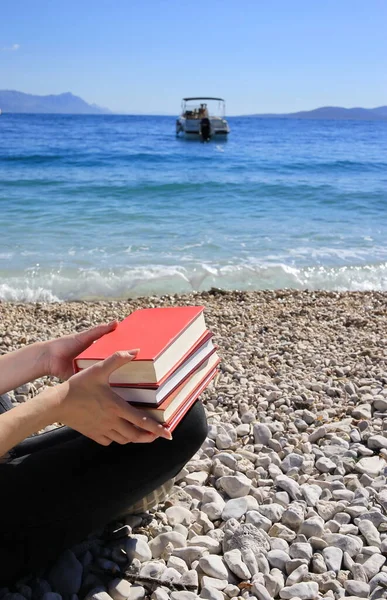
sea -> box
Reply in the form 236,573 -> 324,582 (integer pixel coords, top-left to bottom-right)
1,114 -> 387,302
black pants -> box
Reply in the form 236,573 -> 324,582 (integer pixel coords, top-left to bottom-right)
0,396 -> 207,584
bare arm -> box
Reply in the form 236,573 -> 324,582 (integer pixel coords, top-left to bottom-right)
0,350 -> 171,457
0,320 -> 118,396
0,386 -> 59,456
0,341 -> 50,396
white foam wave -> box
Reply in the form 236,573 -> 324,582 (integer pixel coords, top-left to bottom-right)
1,261 -> 387,302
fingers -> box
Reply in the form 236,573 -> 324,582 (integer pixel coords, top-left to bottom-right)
96,349 -> 140,379
94,434 -> 113,446
114,418 -> 159,443
108,429 -> 132,445
117,400 -> 172,440
111,422 -> 159,444
77,321 -> 119,348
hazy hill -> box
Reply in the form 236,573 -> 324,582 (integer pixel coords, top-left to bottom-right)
248,106 -> 387,120
0,90 -> 110,114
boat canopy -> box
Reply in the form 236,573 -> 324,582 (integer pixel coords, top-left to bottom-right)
183,97 -> 225,102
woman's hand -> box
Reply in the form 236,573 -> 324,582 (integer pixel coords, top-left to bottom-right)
45,321 -> 118,380
54,350 -> 172,445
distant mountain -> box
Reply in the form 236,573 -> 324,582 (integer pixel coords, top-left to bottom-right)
248,106 -> 387,121
0,90 -> 111,114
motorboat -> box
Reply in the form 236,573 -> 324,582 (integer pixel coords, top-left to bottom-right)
176,97 -> 230,140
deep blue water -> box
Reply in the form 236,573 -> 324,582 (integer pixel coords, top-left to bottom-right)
0,114 -> 387,301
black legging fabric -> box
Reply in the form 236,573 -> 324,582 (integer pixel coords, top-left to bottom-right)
0,396 -> 207,584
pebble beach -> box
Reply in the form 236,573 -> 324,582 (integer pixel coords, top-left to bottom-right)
2,289 -> 387,600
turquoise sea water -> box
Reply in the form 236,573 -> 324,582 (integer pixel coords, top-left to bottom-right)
0,114 -> 387,301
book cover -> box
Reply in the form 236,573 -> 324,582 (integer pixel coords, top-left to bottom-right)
73,306 -> 207,384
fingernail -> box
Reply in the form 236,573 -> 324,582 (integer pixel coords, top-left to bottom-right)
158,424 -> 172,440
108,320 -> 118,327
129,348 -> 140,356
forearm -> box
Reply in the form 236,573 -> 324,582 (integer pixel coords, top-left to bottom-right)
0,341 -> 50,395
0,386 -> 60,456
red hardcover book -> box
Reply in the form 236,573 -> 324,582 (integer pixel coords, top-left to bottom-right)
74,306 -> 207,385
112,336 -> 216,405
165,369 -> 218,433
115,352 -> 220,424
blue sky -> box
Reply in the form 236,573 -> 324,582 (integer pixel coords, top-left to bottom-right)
1,0 -> 386,115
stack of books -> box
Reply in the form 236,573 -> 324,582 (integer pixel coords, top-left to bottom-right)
74,306 -> 220,432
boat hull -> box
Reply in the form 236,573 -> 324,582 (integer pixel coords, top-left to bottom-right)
176,117 -> 230,139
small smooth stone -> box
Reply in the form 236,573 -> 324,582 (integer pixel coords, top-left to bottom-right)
149,532 -> 186,558
368,435 -> 387,450
315,457 -> 336,473
289,543 -> 313,561
357,520 -> 381,547
279,582 -> 319,599
344,580 -> 370,598
85,592 -> 113,600
199,555 -> 228,580
236,424 -> 250,437
286,564 -> 309,586
126,538 -> 152,562
362,553 -> 386,579
268,523 -> 296,541
160,568 -> 181,584
223,585 -> 239,598
245,511 -> 271,532
128,586 -> 146,600
171,594 -> 198,600
281,504 -> 304,530
322,547 -> 343,573
201,502 -> 225,521
258,503 -> 284,522
172,546 -> 207,566
374,398 -> 387,411
270,538 -> 289,553
201,577 -> 228,591
223,548 -> 251,579
251,583 -> 272,600
200,587 -> 223,600
218,475 -> 251,498
180,570 -> 199,588
275,475 -> 302,501
222,498 -> 248,520
216,433 -> 234,449
267,550 -> 291,571
299,517 -> 324,538
253,424 -> 272,445
352,405 -> 372,419
188,536 -> 221,553
355,457 -> 386,477
300,485 -> 322,507
167,555 -> 189,574
322,534 -> 363,557
139,562 -> 165,578
41,595 -> 62,600
108,580 -> 132,600
264,570 -> 284,598
151,590 -> 170,600
165,506 -> 193,526
308,427 -> 327,444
